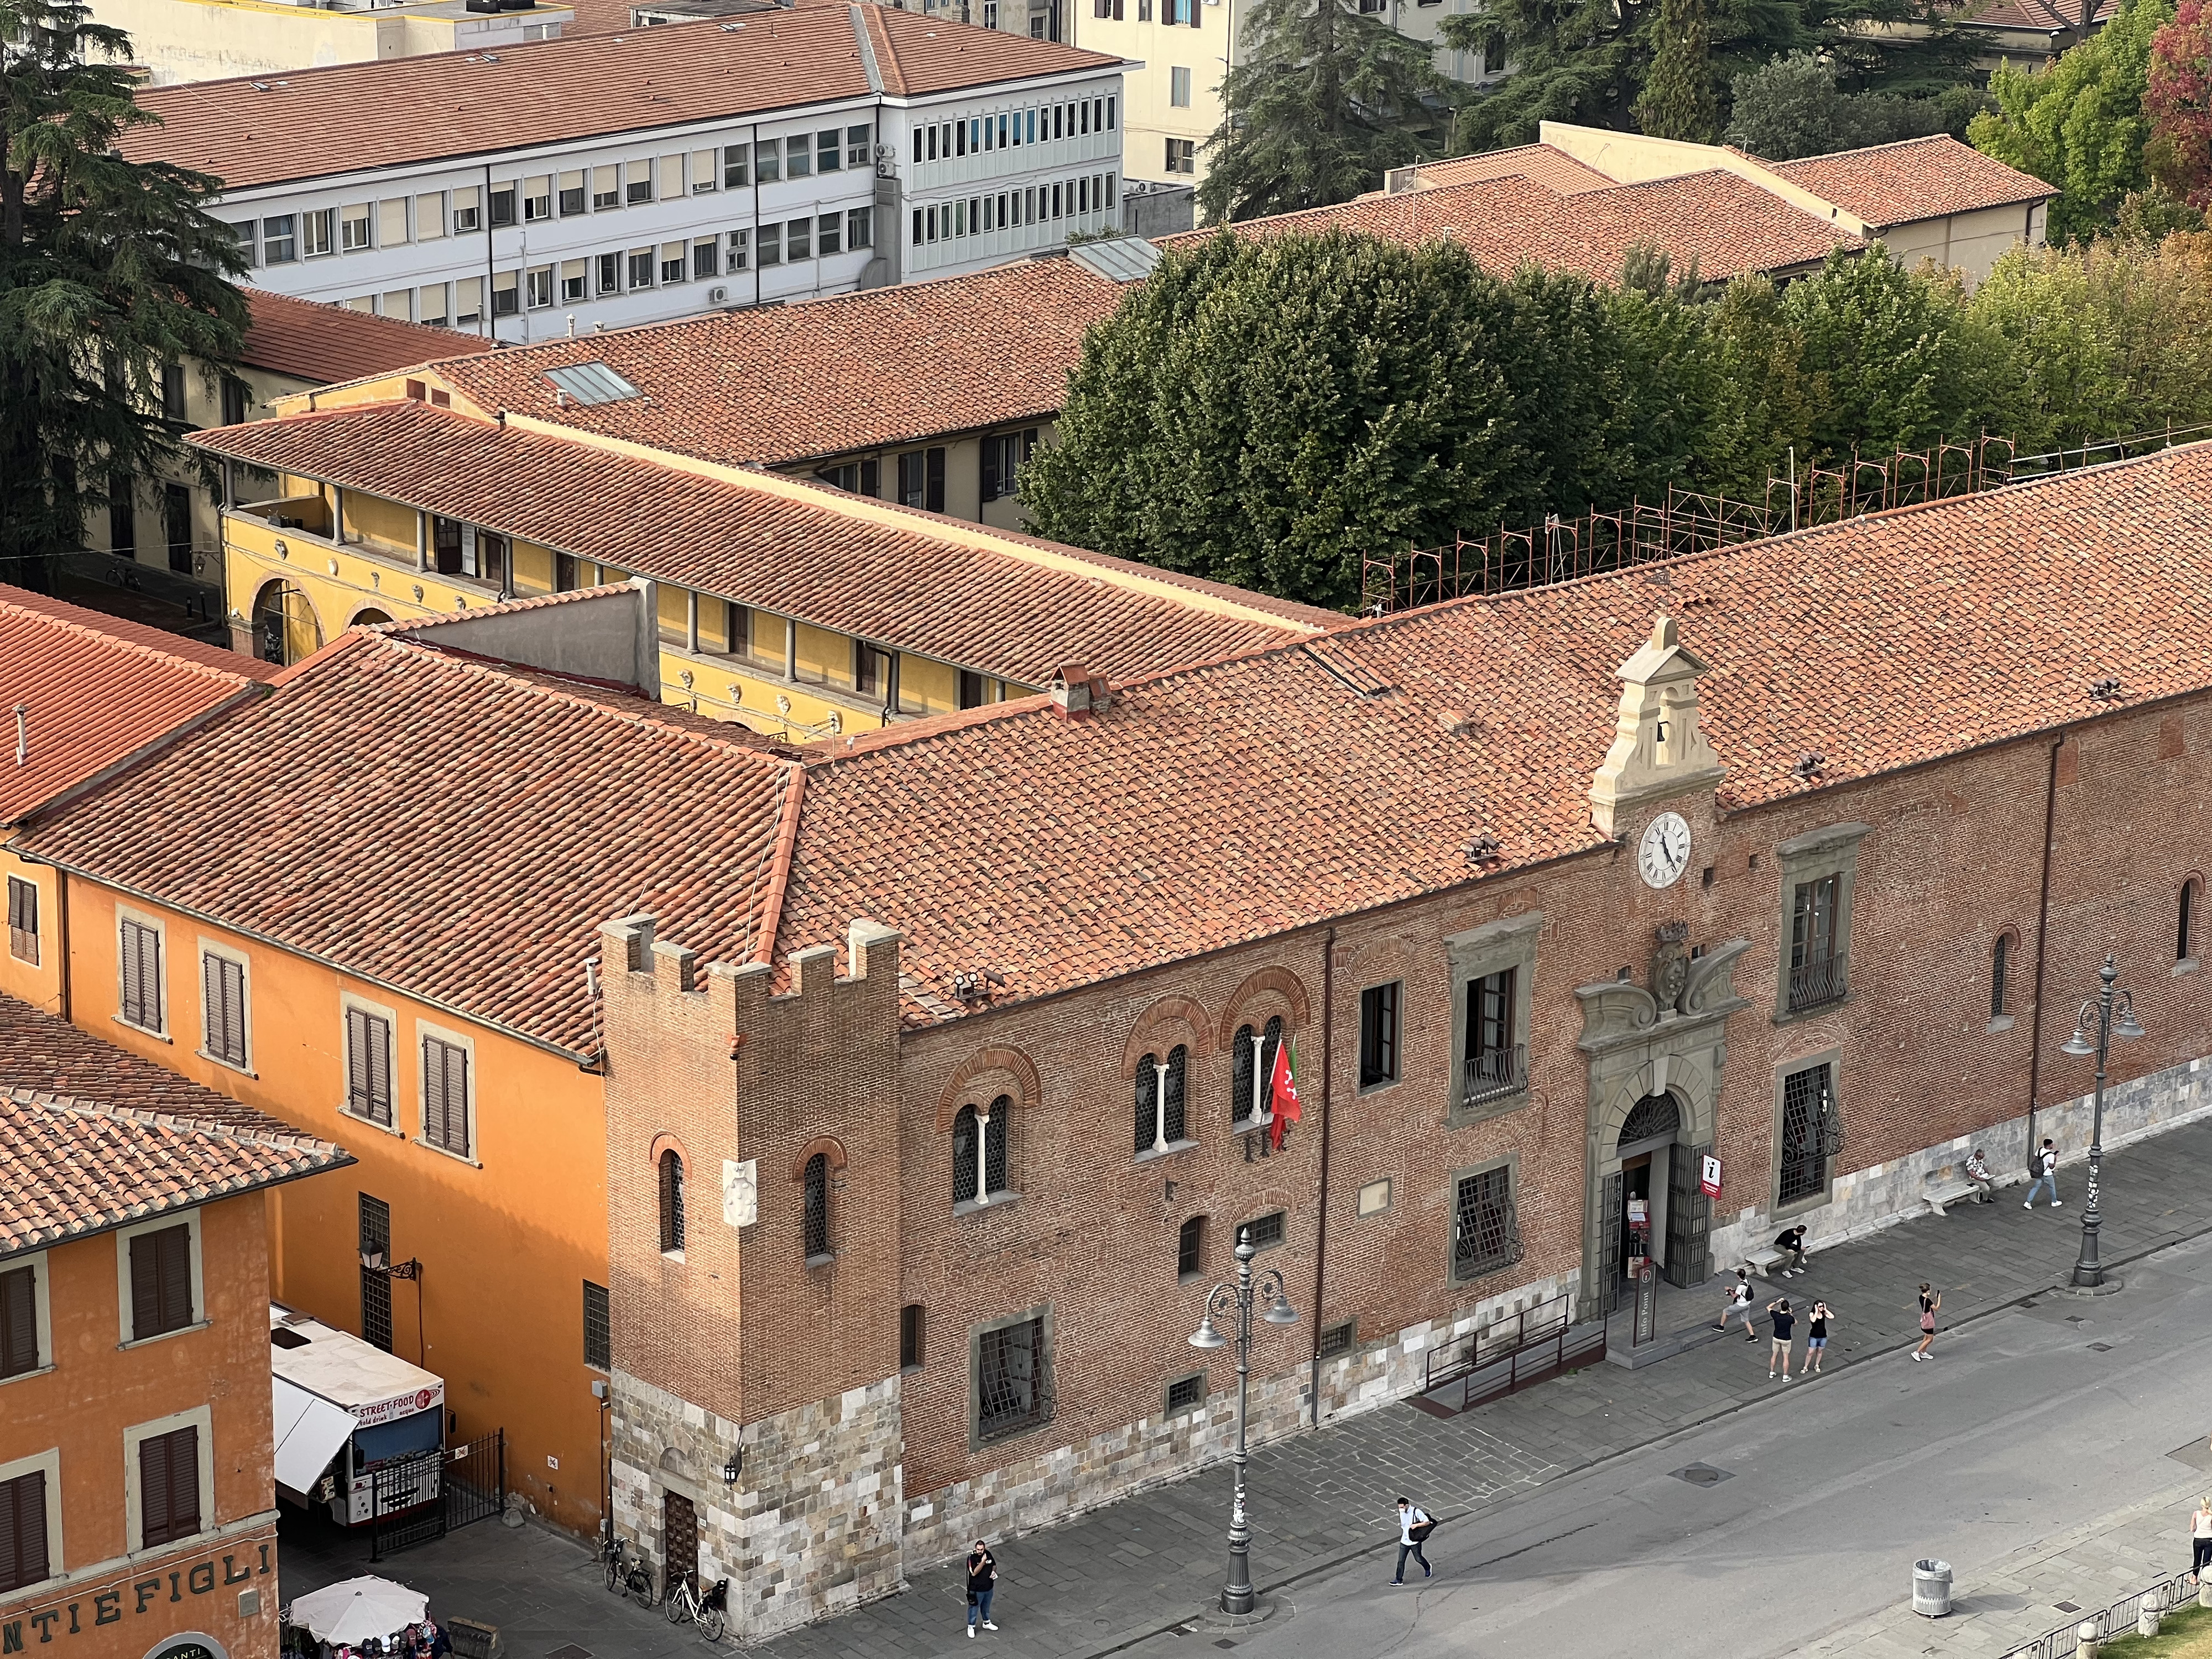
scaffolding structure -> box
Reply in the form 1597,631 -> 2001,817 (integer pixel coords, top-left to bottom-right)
1360,424 -> 2212,616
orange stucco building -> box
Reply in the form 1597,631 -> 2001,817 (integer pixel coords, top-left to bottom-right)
2,993 -> 349,1659
13,595 -> 799,1536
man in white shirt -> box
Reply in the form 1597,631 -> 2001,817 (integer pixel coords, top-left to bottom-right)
2026,1138 -> 2062,1208
1392,1498 -> 1433,1584
1964,1148 -> 1996,1204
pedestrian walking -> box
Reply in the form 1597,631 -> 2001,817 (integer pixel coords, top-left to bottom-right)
1806,1301 -> 1835,1372
2025,1138 -> 2062,1207
1772,1224 -> 1811,1276
1767,1298 -> 1796,1380
1714,1269 -> 1758,1341
1391,1498 -> 1434,1585
1913,1284 -> 1940,1360
1963,1149 -> 1996,1204
965,1539 -> 998,1637
2191,1496 -> 2212,1584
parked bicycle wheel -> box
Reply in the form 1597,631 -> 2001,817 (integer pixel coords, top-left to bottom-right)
698,1606 -> 724,1642
628,1565 -> 655,1607
665,1584 -> 690,1625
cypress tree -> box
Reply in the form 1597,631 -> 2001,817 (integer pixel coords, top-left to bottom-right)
1636,0 -> 1721,142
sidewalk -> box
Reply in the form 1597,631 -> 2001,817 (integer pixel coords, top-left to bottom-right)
760,1115 -> 2212,1659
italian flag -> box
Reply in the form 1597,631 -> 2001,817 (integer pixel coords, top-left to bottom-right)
1269,1037 -> 1302,1151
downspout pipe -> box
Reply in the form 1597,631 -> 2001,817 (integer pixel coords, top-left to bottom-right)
1307,925 -> 1335,1427
2025,735 -> 2063,1166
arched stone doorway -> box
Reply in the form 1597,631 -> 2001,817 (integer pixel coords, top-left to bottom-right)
249,579 -> 322,666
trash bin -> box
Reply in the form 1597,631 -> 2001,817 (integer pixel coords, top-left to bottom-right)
1912,1558 -> 1954,1618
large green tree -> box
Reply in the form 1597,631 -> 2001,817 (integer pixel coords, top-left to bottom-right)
1636,0 -> 1722,139
2,0 -> 246,594
1197,0 -> 1451,223
1969,0 -> 2173,242
1725,51 -> 1984,158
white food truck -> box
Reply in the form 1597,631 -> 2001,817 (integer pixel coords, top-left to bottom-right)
269,1302 -> 446,1525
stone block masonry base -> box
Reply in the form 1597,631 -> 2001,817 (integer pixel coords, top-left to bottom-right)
1709,1052 -> 2212,1271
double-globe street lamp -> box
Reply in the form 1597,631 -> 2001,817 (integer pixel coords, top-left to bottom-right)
1190,1228 -> 1298,1616
2057,953 -> 2145,1290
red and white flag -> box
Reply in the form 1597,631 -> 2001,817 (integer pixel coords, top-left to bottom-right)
1268,1037 -> 1302,1151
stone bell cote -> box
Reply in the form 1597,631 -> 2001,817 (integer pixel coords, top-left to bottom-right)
1588,614 -> 1726,837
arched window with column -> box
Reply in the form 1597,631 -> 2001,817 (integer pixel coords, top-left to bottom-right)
658,1147 -> 686,1254
802,1152 -> 830,1261
1136,1048 -> 1190,1152
1162,1044 -> 1187,1142
953,1095 -> 1012,1206
1230,1016 -> 1285,1128
1135,1053 -> 1159,1153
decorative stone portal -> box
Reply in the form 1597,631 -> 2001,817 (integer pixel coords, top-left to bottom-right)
1575,937 -> 1751,1311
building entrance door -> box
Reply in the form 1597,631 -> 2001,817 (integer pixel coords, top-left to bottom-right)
664,1489 -> 698,1603
1618,1154 -> 1653,1280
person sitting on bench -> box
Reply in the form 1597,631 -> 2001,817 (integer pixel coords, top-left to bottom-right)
1772,1224 -> 1809,1277
1963,1149 -> 1997,1204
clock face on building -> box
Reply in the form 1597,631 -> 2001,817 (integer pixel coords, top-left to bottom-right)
1638,811 -> 1692,889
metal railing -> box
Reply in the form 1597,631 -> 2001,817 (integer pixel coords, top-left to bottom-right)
2001,1571 -> 2199,1658
1786,957 -> 1847,1013
1464,1045 -> 1527,1107
1420,1292 -> 1606,1406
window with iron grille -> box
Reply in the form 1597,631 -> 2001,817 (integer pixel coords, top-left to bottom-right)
1463,967 -> 1524,1103
137,1425 -> 201,1547
1135,1048 -> 1189,1152
1240,1211 -> 1285,1252
1451,1165 -> 1520,1282
1777,1061 -> 1839,1206
359,1194 -> 393,1353
1317,1319 -> 1355,1359
583,1280 -> 610,1370
900,1302 -> 925,1370
1231,1016 -> 1285,1126
200,951 -> 247,1068
1,1265 -> 39,1378
975,1313 -> 1048,1442
1787,874 -> 1845,1011
6,877 -> 35,966
128,1223 -> 194,1340
952,1096 -> 1012,1206
2180,878 -> 2199,963
1991,932 -> 2013,1019
1164,1371 -> 1205,1413
1176,1214 -> 1205,1279
345,1007 -> 393,1126
421,1035 -> 471,1157
1358,982 -> 1400,1088
0,1468 -> 49,1592
118,916 -> 163,1032
659,1150 -> 686,1253
803,1153 -> 831,1261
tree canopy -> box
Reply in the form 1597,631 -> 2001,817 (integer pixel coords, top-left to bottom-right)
1019,230 -> 2212,612
1725,52 -> 1984,158
1969,0 -> 2173,242
2147,0 -> 2212,207
1197,0 -> 1450,223
1635,0 -> 1723,140
1,0 -> 247,593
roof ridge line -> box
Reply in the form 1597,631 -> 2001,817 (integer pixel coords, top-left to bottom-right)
0,592 -> 262,689
11,1087 -> 341,1155
751,765 -> 807,965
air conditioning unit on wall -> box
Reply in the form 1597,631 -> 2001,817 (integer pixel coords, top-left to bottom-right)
708,285 -> 728,303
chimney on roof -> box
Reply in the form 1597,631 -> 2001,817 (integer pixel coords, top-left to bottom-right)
13,703 -> 25,767
1049,662 -> 1112,721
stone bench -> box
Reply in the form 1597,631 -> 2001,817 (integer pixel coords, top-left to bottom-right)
447,1618 -> 500,1659
1923,1168 -> 1995,1216
1744,1246 -> 1788,1279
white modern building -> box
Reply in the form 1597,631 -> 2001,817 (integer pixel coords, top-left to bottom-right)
123,4 -> 1131,341
93,0 -> 571,87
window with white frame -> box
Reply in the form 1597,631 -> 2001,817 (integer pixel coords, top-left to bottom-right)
847,122 -> 872,165
117,913 -> 164,1034
785,133 -> 812,178
421,1031 -> 473,1158
261,214 -> 298,264
452,186 -> 482,232
848,205 -> 873,249
1171,66 -> 1192,105
345,1004 -> 395,1127
659,242 -> 686,284
689,148 -> 717,193
6,875 -> 36,966
338,204 -> 371,252
526,264 -> 554,308
118,1212 -> 199,1343
199,947 -> 248,1070
722,144 -> 750,187
726,228 -> 750,272
416,191 -> 446,238
491,269 -> 519,317
559,170 -> 586,215
627,248 -> 654,289
592,164 -> 619,209
561,258 -> 588,302
692,238 -> 718,280
0,1450 -> 59,1593
625,159 -> 654,204
301,207 -> 335,258
377,197 -> 409,244
126,1409 -> 210,1552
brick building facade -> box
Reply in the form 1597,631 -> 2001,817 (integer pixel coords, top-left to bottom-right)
596,448 -> 2212,1640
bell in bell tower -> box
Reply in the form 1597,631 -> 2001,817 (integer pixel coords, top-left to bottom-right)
1588,614 -> 1726,837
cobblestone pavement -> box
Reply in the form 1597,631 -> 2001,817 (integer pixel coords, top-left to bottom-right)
289,1115 -> 2212,1659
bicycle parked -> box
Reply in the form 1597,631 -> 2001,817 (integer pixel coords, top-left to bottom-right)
664,1572 -> 730,1641
601,1530 -> 655,1606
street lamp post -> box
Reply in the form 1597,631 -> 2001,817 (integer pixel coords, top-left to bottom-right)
1189,1227 -> 1297,1616
2058,954 -> 2145,1290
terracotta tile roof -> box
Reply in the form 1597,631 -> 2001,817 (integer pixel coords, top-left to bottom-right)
123,9 -> 1120,192
1766,137 -> 2055,226
188,400 -> 1334,686
425,257 -> 1126,468
772,442 -> 2212,1022
1395,144 -> 1616,195
0,992 -> 349,1260
243,289 -> 493,387
1163,170 -> 1856,283
1959,0 -> 2114,33
18,632 -> 808,1056
0,585 -> 274,825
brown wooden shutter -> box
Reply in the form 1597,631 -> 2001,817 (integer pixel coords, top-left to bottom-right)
202,953 -> 245,1065
121,919 -> 162,1030
129,1231 -> 162,1342
0,1469 -> 50,1593
138,1425 -> 200,1547
0,1267 -> 35,1378
159,1224 -> 194,1332
347,1009 -> 392,1124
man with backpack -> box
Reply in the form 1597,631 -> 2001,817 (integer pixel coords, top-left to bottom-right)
1392,1498 -> 1434,1584
1714,1268 -> 1758,1341
2025,1138 -> 2062,1208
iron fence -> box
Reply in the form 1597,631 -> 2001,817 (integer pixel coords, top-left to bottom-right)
1421,1292 -> 1606,1411
1464,1046 -> 1528,1108
2001,1571 -> 2199,1658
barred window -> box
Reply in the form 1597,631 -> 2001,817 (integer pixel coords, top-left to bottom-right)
1317,1318 -> 1356,1359
583,1280 -> 611,1370
1231,1016 -> 1286,1126
1164,1371 -> 1204,1413
802,1152 -> 830,1261
1134,1052 -> 1158,1153
1990,931 -> 2013,1019
1177,1214 -> 1205,1279
1241,1210 -> 1285,1251
975,1314 -> 1048,1441
345,1008 -> 393,1125
359,1194 -> 392,1352
659,1149 -> 686,1254
1778,1062 -> 1839,1206
1163,1045 -> 1187,1142
1451,1165 -> 1519,1282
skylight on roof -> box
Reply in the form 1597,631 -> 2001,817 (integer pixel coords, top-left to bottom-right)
545,362 -> 640,405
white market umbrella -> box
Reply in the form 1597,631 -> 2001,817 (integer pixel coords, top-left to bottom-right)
288,1575 -> 428,1642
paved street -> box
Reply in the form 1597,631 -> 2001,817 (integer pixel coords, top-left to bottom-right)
288,1112 -> 2212,1658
